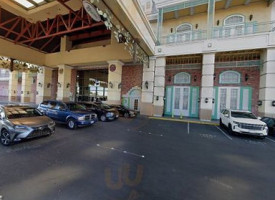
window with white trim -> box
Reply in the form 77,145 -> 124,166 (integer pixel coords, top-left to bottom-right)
174,72 -> 191,84
219,71 -> 241,84
223,15 -> 245,37
176,23 -> 192,42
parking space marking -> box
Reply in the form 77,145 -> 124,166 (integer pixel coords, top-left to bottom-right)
137,130 -> 163,137
96,144 -> 145,158
216,126 -> 233,141
267,137 -> 275,143
187,122 -> 190,134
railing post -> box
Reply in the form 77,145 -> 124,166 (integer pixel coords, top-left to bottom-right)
156,8 -> 164,45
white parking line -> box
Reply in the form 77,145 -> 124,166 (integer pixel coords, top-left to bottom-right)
267,137 -> 275,143
96,144 -> 145,158
187,122 -> 190,134
216,126 -> 233,141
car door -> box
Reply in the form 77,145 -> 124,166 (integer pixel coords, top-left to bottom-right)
55,103 -> 69,123
46,101 -> 58,120
222,110 -> 230,127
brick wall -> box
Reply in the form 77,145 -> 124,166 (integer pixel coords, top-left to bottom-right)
121,65 -> 143,95
165,68 -> 202,87
214,66 -> 260,115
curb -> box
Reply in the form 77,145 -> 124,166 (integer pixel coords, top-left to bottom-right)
149,117 -> 219,126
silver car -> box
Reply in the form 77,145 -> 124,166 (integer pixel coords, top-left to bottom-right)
0,105 -> 55,146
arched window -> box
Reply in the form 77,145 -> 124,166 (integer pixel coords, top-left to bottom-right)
176,23 -> 192,33
174,72 -> 191,84
223,15 -> 245,37
219,71 -> 241,84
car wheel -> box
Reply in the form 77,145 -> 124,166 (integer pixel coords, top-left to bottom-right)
100,115 -> 107,122
67,118 -> 77,129
124,113 -> 129,118
228,124 -> 234,135
1,129 -> 12,146
219,119 -> 224,128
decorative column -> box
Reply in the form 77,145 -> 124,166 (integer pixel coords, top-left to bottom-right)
36,67 -> 53,104
153,57 -> 166,117
140,57 -> 155,116
8,71 -> 18,102
56,65 -> 72,102
207,0 -> 216,39
259,48 -> 275,117
21,71 -> 32,103
107,60 -> 123,104
200,53 -> 215,121
156,8 -> 164,44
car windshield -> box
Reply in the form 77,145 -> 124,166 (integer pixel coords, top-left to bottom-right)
67,103 -> 86,111
231,111 -> 257,119
100,104 -> 111,109
6,107 -> 42,119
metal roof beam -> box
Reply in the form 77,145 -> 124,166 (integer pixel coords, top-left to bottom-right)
225,0 -> 233,9
190,7 -> 195,15
244,0 -> 251,5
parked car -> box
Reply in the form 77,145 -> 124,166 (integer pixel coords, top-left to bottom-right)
38,101 -> 97,129
110,105 -> 137,118
80,102 -> 119,122
0,105 -> 55,146
219,109 -> 268,138
260,117 -> 275,135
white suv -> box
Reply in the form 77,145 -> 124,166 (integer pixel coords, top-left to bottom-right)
220,109 -> 268,138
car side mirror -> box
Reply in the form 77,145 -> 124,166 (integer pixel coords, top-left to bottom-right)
257,117 -> 261,120
224,114 -> 229,118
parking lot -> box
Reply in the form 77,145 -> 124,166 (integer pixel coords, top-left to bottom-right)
1,117 -> 275,200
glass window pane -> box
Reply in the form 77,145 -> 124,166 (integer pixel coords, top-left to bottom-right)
174,88 -> 180,109
230,89 -> 238,110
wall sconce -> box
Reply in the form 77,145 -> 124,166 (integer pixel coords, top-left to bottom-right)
57,82 -> 62,87
212,98 -> 215,104
170,28 -> 173,33
194,75 -> 197,82
47,83 -> 52,88
217,20 -> 220,26
272,101 -> 275,107
245,74 -> 249,82
36,91 -> 39,95
213,73 -> 216,81
156,96 -> 159,101
249,14 -> 253,21
118,83 -> 121,89
32,77 -> 36,84
168,76 -> 172,82
38,82 -> 43,87
198,98 -> 200,103
109,81 -> 113,88
258,100 -> 263,106
66,83 -> 70,88
21,91 -> 23,94
27,91 -> 29,95
205,98 -> 209,103
145,81 -> 149,89
195,24 -> 198,29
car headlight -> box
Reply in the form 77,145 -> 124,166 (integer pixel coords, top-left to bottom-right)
106,112 -> 114,117
49,121 -> 55,127
14,125 -> 29,132
263,125 -> 268,131
78,116 -> 85,121
233,121 -> 240,127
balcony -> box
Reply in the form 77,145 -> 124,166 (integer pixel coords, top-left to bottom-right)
160,21 -> 275,45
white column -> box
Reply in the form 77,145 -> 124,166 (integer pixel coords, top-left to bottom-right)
140,57 -> 155,116
153,57 -> 166,117
107,60 -> 123,104
8,71 -> 18,102
36,67 -> 53,104
21,71 -> 32,103
259,48 -> 275,117
56,65 -> 72,101
200,53 -> 215,121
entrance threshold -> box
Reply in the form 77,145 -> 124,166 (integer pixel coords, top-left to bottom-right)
149,116 -> 219,126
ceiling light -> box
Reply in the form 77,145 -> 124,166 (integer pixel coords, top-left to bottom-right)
32,0 -> 45,4
14,0 -> 34,8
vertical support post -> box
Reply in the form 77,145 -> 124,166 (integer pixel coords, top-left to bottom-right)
56,65 -> 72,101
207,0 -> 216,39
156,8 -> 164,45
21,71 -> 32,103
36,67 -> 53,104
8,71 -> 18,102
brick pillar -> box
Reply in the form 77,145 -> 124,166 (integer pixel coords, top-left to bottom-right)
36,67 -> 53,104
200,53 -> 215,121
153,57 -> 166,117
259,48 -> 275,117
8,71 -> 18,102
140,57 -> 155,116
107,60 -> 123,104
21,71 -> 32,103
57,65 -> 72,102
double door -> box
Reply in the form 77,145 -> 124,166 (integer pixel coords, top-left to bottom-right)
173,87 -> 190,116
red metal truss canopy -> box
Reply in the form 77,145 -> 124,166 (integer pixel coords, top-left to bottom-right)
0,4 -> 111,53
